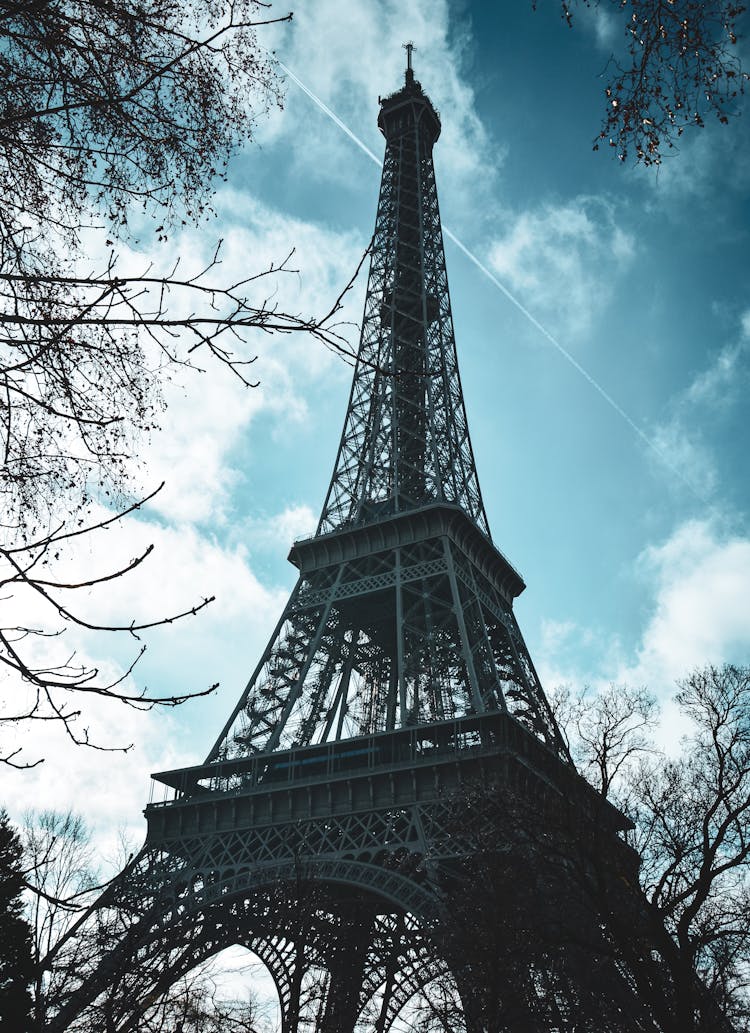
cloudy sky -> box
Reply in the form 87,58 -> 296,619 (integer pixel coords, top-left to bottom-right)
5,0 -> 750,902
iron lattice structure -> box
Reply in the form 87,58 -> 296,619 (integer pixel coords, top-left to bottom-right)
207,64 -> 564,763
40,62 -> 700,1033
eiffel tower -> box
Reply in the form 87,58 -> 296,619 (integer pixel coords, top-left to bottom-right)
42,54 -> 684,1033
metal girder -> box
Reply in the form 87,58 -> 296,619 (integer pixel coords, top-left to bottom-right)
46,710 -> 637,1031
317,71 -> 488,538
206,521 -> 569,758
354,914 -> 455,1033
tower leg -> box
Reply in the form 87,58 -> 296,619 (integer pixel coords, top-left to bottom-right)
318,905 -> 374,1033
454,964 -> 549,1033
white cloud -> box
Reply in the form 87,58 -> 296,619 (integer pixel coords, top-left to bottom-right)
534,615 -> 625,696
486,196 -> 636,338
540,618 -> 579,655
243,503 -> 318,551
261,0 -> 502,223
86,192 -> 365,526
537,518 -> 750,701
567,1 -> 620,50
589,7 -> 618,49
621,519 -> 750,692
650,421 -> 718,499
648,308 -> 750,498
533,520 -> 750,755
685,309 -> 750,407
0,507 -> 295,845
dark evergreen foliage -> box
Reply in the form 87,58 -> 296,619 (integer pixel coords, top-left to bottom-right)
0,810 -> 34,1031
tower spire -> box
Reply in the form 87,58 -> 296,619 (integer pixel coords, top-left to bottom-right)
403,40 -> 416,86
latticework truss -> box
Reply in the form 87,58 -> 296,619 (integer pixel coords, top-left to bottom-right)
318,74 -> 486,536
209,513 -> 567,759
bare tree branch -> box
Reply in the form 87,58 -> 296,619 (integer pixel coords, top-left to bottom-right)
555,0 -> 748,165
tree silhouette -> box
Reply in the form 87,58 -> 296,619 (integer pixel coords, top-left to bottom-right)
555,665 -> 750,1029
559,0 -> 748,164
0,810 -> 35,1030
0,0 -> 359,766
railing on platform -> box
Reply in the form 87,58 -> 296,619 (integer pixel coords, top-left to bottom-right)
149,711 -> 558,804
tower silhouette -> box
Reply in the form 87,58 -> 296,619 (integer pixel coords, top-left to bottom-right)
43,60 -> 688,1033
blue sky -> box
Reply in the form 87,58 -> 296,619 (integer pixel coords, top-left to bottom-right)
5,0 -> 750,870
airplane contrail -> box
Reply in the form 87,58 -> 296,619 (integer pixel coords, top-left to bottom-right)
278,61 -> 702,499
280,63 -> 383,166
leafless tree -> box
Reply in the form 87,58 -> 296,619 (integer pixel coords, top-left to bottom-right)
405,668 -> 749,1031
22,809 -> 277,1033
557,0 -> 748,164
21,810 -> 103,1030
551,682 -> 659,799
125,965 -> 273,1033
629,666 -> 750,1029
1,0 -> 292,530
554,666 -> 750,1029
0,0 -> 363,767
